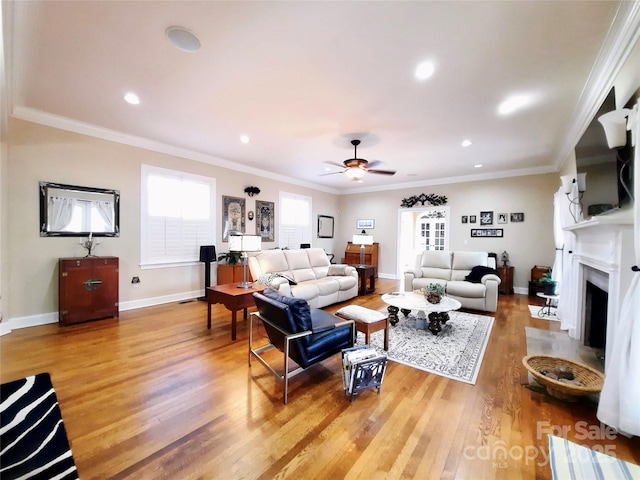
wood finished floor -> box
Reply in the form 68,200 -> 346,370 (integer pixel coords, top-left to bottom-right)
1,279 -> 639,479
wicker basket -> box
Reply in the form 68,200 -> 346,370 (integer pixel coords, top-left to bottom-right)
522,355 -> 604,402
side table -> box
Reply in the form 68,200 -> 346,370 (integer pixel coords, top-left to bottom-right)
497,266 -> 514,294
536,292 -> 558,318
207,283 -> 266,340
352,264 -> 376,296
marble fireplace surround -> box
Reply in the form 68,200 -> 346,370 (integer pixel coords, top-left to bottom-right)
565,210 -> 635,373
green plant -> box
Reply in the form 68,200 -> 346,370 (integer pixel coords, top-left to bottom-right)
217,251 -> 242,265
426,283 -> 445,295
538,272 -> 554,284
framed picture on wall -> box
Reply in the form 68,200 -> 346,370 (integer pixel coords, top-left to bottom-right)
317,215 -> 334,238
510,212 -> 525,222
461,216 -> 468,224
480,211 -> 493,225
222,196 -> 245,241
356,219 -> 375,229
256,200 -> 275,242
471,228 -> 503,238
469,215 -> 477,224
497,213 -> 508,224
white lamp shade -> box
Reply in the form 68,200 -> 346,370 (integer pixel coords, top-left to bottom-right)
560,175 -> 574,194
352,234 -> 374,245
228,235 -> 262,252
576,172 -> 587,192
345,168 -> 365,179
598,109 -> 630,149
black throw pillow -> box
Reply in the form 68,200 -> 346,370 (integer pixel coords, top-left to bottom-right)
465,266 -> 500,283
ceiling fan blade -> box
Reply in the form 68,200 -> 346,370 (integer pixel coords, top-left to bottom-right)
367,169 -> 396,176
319,169 -> 346,176
366,160 -> 384,169
323,161 -> 347,168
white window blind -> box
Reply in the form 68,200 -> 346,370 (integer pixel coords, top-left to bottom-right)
141,165 -> 216,267
278,191 -> 311,249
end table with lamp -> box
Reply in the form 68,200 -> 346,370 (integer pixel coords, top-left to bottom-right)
228,234 -> 262,289
498,251 -> 514,295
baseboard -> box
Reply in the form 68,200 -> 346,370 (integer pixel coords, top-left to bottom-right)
1,290 -> 202,335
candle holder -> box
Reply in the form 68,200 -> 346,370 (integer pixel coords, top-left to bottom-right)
79,236 -> 100,257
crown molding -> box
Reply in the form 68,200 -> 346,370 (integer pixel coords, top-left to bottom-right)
555,0 -> 640,171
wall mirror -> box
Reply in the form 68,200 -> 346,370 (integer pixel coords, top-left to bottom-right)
317,215 -> 334,238
40,181 -> 120,237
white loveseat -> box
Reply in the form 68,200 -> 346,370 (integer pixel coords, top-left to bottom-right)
403,251 -> 501,313
248,248 -> 359,309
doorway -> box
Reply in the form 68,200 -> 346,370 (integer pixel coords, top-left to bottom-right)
397,206 -> 450,280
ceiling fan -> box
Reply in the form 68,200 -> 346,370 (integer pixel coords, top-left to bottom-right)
323,140 -> 396,180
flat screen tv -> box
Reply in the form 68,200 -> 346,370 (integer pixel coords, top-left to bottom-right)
574,87 -> 635,217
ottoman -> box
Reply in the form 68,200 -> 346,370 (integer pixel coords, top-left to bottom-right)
336,305 -> 389,351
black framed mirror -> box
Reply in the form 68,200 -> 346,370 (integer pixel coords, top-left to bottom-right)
317,215 -> 334,238
39,181 -> 120,237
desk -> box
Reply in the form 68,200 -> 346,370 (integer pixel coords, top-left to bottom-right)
207,283 -> 266,340
352,264 -> 376,296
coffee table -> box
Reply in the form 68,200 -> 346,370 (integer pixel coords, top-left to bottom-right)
381,291 -> 462,335
207,283 -> 266,340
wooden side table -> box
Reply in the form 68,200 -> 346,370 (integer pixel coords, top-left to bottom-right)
497,266 -> 514,295
207,283 -> 266,340
352,265 -> 376,296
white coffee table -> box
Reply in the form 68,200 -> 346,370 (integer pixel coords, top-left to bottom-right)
381,291 -> 462,335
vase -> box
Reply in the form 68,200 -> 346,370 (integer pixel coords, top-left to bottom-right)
425,291 -> 442,304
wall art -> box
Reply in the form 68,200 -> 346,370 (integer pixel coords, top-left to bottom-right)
510,212 -> 525,222
461,216 -> 468,224
480,211 -> 493,225
317,215 -> 334,238
356,219 -> 375,230
256,200 -> 275,242
469,215 -> 477,223
222,195 -> 245,241
471,228 -> 503,238
497,213 -> 508,224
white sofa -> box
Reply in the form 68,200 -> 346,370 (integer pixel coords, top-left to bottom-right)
403,251 -> 501,313
248,248 -> 359,309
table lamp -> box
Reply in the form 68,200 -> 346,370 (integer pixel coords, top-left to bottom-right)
352,234 -> 374,265
228,234 -> 262,288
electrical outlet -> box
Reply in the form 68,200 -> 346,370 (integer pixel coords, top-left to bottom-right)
131,276 -> 140,284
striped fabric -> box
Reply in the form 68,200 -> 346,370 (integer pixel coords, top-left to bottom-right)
1,373 -> 78,480
549,434 -> 640,480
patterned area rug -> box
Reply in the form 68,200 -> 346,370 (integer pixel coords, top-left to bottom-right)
0,373 -> 78,480
548,434 -> 640,479
357,309 -> 494,384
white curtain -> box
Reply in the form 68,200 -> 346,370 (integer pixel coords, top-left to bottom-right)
597,102 -> 640,436
48,196 -> 76,231
95,200 -> 114,231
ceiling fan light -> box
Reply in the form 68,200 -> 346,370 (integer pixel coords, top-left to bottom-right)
345,168 -> 365,179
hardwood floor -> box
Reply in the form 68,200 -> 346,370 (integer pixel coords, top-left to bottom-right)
2,279 -> 639,479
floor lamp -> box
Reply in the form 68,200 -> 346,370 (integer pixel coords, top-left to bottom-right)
352,234 -> 374,265
228,234 -> 262,288
198,245 -> 216,301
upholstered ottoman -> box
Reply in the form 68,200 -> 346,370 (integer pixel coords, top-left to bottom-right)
336,305 -> 389,351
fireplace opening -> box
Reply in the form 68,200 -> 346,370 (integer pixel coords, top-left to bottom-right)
584,281 -> 607,365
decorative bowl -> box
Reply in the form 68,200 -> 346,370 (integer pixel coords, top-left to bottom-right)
522,355 -> 604,402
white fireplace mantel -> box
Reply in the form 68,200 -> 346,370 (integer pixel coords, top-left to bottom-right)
562,209 -> 635,373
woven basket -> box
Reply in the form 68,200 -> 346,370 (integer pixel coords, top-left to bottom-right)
522,355 -> 604,402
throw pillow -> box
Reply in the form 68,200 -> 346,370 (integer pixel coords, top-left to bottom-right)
465,265 -> 499,283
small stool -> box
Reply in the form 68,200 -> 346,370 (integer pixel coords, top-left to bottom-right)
336,305 -> 389,351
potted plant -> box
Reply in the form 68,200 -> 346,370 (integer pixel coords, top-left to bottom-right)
421,283 -> 445,304
539,272 -> 558,295
217,251 -> 242,265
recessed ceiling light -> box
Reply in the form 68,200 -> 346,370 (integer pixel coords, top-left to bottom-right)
474,164 -> 483,168
498,94 -> 530,115
414,61 -> 435,80
124,92 -> 140,105
240,135 -> 250,144
166,26 -> 201,52
461,139 -> 472,147
324,167 -> 332,172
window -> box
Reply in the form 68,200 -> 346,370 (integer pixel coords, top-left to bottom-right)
141,165 -> 216,268
278,191 -> 311,249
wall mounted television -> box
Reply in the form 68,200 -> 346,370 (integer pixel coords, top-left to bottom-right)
574,87 -> 635,217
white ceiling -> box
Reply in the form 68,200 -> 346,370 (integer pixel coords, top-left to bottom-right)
5,1 -> 637,193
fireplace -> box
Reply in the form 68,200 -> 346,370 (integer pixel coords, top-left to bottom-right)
584,281 -> 607,364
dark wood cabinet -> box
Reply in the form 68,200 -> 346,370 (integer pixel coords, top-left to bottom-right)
497,266 -> 514,295
59,257 -> 119,325
343,242 -> 379,274
217,263 -> 252,285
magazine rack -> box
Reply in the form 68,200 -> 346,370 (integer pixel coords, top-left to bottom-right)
342,345 -> 387,401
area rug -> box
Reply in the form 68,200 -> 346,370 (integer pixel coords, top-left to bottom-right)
528,304 -> 560,321
0,372 -> 78,480
356,309 -> 494,384
548,434 -> 640,479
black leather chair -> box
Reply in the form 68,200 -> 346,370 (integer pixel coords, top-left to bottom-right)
249,289 -> 355,403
